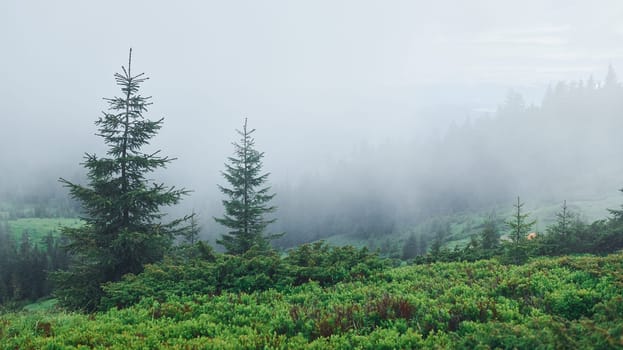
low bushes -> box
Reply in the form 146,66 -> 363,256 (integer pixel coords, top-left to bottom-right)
101,241 -> 386,310
2,252 -> 622,349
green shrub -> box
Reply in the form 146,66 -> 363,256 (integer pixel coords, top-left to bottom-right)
101,242 -> 385,310
4,251 -> 621,349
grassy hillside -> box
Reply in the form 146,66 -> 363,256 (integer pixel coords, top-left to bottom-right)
439,194 -> 622,248
2,253 -> 622,349
339,193 -> 623,256
6,218 -> 82,244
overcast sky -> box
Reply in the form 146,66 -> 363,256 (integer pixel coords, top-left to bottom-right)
2,0 -> 623,194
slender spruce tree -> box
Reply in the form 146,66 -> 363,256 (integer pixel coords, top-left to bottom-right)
507,197 -> 536,243
215,118 -> 280,255
181,210 -> 201,245
540,200 -> 578,255
53,49 -> 191,311
505,197 -> 535,264
547,200 -> 574,239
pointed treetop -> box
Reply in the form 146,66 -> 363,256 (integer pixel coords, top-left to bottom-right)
127,48 -> 132,74
605,64 -> 618,87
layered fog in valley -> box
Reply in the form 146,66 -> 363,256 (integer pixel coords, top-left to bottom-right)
2,1 -> 623,250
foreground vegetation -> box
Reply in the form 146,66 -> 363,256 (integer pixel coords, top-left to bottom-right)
2,252 -> 622,349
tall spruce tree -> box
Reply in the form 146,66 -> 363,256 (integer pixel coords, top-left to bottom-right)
53,49 -> 190,311
505,197 -> 535,264
215,118 -> 280,255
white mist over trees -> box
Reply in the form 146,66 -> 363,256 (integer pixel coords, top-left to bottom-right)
268,72 -> 623,246
2,1 -> 623,252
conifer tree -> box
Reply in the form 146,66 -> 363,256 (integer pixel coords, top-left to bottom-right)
480,217 -> 500,250
604,64 -> 619,88
603,189 -> 623,252
215,118 -> 280,255
548,200 -> 570,237
53,49 -> 190,311
181,211 -> 201,245
401,233 -> 419,260
507,197 -> 536,243
608,189 -> 623,222
505,197 -> 535,264
540,200 -> 579,255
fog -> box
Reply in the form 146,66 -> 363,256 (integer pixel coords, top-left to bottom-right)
2,1 -> 623,245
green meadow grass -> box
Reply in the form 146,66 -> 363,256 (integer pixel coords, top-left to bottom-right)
7,218 -> 83,244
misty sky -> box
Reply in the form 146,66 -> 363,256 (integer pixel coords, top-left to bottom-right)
2,0 -> 623,197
